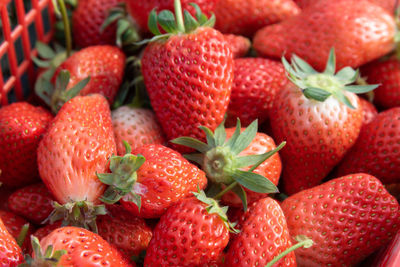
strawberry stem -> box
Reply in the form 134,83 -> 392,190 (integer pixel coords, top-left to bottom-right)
174,0 -> 185,32
16,223 -> 29,248
214,181 -> 238,200
265,237 -> 313,267
57,0 -> 72,57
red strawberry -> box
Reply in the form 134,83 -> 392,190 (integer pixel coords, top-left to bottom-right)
112,106 -> 165,155
0,102 -> 52,187
144,193 -> 232,266
0,218 -> 23,266
8,183 -> 54,225
37,94 -> 116,231
28,226 -> 134,266
360,97 -> 378,126
97,205 -> 152,259
141,1 -> 233,150
98,143 -> 207,218
253,0 -> 396,72
223,34 -> 251,58
280,173 -> 400,266
370,230 -> 400,267
226,58 -> 289,127
295,0 -> 397,12
32,222 -> 62,242
125,0 -> 218,32
225,197 -> 296,267
215,0 -> 300,37
362,57 -> 400,109
270,50 -> 376,195
0,210 -> 34,253
336,107 -> 400,184
72,0 -> 123,48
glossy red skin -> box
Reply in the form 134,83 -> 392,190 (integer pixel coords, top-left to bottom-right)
221,128 -> 282,207
225,198 -> 296,267
336,107 -> 400,184
144,197 -> 230,266
72,0 -> 122,48
215,0 -> 300,37
295,0 -> 397,12
39,226 -> 134,267
270,84 -> 363,195
0,102 -> 52,187
8,183 -> 54,225
125,0 -> 218,32
121,144 -> 207,218
362,57 -> 400,109
281,173 -> 400,267
112,106 -> 165,156
97,205 -> 153,258
227,58 -> 289,126
0,210 -> 35,253
142,27 -> 233,151
253,0 -> 396,72
359,98 -> 378,126
371,230 -> 400,267
0,218 -> 23,267
37,94 -> 116,204
222,34 -> 251,58
54,45 -> 125,104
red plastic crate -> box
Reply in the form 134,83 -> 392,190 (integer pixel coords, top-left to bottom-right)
0,0 -> 55,106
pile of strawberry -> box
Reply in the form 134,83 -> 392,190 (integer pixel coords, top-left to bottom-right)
1,0 -> 400,266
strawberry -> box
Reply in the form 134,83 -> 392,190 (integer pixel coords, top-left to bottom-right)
270,49 -> 377,195
215,0 -> 300,37
8,183 -> 54,225
125,0 -> 218,32
0,218 -> 23,266
0,102 -> 52,187
225,197 -> 296,267
226,58 -> 289,127
32,222 -> 62,242
370,230 -> 400,267
0,210 -> 34,253
360,97 -> 378,126
97,143 -> 207,218
280,173 -> 400,266
112,106 -> 165,156
336,107 -> 400,184
37,94 -> 116,231
141,1 -> 233,150
362,57 -> 400,109
72,0 -> 123,48
295,0 -> 398,12
25,226 -> 134,266
144,192 -> 233,266
223,34 -> 251,58
253,0 -> 396,72
97,205 -> 152,259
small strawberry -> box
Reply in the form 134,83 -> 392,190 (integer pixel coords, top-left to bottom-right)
0,218 -> 24,266
336,107 -> 400,184
215,0 -> 300,37
226,58 -> 289,126
0,210 -> 34,253
0,102 -> 52,187
270,49 -> 377,195
37,94 -> 116,231
254,0 -> 396,72
8,183 -> 55,225
280,173 -> 400,266
144,191 -> 234,266
141,0 -> 233,151
112,106 -> 165,155
360,97 -> 378,126
223,34 -> 251,58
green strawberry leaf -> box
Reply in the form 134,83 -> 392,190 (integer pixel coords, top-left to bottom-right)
335,67 -> 358,84
230,120 -> 258,155
148,9 -> 162,36
170,137 -> 210,153
226,118 -> 241,149
230,170 -> 278,194
303,87 -> 332,102
157,10 -> 177,33
183,153 -> 203,165
323,48 -> 336,75
344,84 -> 379,94
183,10 -> 199,32
36,42 -> 56,59
231,184 -> 248,212
236,141 -> 286,170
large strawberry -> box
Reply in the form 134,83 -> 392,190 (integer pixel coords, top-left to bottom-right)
227,58 -> 289,126
253,0 -> 396,72
144,192 -> 234,266
270,49 -> 377,195
0,210 -> 34,253
336,107 -> 400,184
37,94 -> 116,231
141,0 -> 233,149
0,102 -> 52,187
0,218 -> 24,266
112,106 -> 165,155
280,173 -> 400,267
214,0 -> 300,37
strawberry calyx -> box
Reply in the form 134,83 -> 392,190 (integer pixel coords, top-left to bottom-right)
283,48 -> 378,109
20,236 -> 66,267
97,141 -> 146,209
45,201 -> 106,234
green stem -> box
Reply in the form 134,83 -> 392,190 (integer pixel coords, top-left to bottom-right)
57,0 -> 72,57
214,181 -> 238,200
16,223 -> 29,248
265,238 -> 313,267
174,0 -> 185,32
